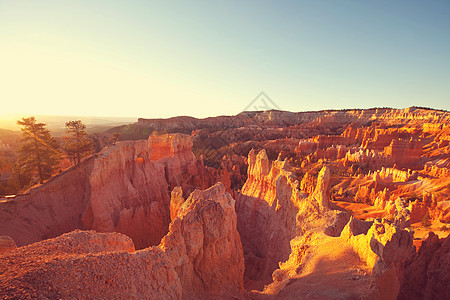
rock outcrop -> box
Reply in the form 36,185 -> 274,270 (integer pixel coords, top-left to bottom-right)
398,232 -> 450,300
311,166 -> 331,208
0,183 -> 245,299
1,106 -> 449,298
0,230 -> 174,299
338,217 -> 417,300
138,107 -> 450,136
169,186 -> 185,221
160,183 -> 245,298
236,149 -> 349,289
267,211 -> 416,300
236,149 -> 301,287
0,134 -> 217,249
234,147 -> 419,299
384,138 -> 423,168
367,221 -> 416,300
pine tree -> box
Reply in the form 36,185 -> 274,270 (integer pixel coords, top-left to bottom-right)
16,117 -> 61,184
64,120 -> 93,165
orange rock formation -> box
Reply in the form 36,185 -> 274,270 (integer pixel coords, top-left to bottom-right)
0,134 -> 217,249
0,183 -> 245,299
1,107 -> 449,299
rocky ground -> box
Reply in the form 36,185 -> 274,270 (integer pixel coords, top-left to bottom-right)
1,106 -> 449,299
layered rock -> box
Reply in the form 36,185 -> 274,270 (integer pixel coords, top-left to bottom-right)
0,235 -> 16,254
295,166 -> 349,237
169,186 -> 184,221
266,210 -> 416,299
236,146 -> 418,299
374,188 -> 390,209
0,134 -> 217,249
236,149 -> 301,287
343,148 -> 391,169
299,171 -> 315,194
160,183 -> 245,298
236,148 -> 350,290
398,232 -> 450,300
436,200 -> 450,223
340,218 -> 416,299
0,183 -> 245,299
362,128 -> 412,151
384,138 -> 423,168
0,158 -> 95,247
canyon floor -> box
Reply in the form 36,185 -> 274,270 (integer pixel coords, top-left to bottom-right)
1,107 -> 449,299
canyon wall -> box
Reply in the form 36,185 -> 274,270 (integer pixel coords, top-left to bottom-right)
236,149 -> 301,287
0,134 -> 216,249
0,183 -> 245,299
398,232 -> 450,300
236,148 -> 428,299
138,107 -> 450,133
236,149 -> 349,289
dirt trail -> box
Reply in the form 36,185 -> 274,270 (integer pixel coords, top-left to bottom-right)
250,235 -> 371,299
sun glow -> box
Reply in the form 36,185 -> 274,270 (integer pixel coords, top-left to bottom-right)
1,42 -> 164,117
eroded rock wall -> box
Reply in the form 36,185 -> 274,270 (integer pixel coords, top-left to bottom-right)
0,183 -> 245,300
236,149 -> 301,285
398,232 -> 450,300
0,134 -> 216,249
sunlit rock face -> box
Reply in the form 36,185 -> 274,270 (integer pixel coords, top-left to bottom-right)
160,183 -> 245,299
235,147 -> 421,299
0,183 -> 244,300
383,138 -> 423,168
236,148 -> 347,289
85,133 -> 212,249
236,149 -> 301,286
0,159 -> 95,246
169,186 -> 185,222
0,133 -> 217,249
265,196 -> 416,300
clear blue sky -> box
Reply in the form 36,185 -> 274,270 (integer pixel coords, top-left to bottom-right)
1,0 -> 449,118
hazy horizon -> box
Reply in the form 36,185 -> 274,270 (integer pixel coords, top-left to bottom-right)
1,1 -> 450,118
1,104 -> 448,132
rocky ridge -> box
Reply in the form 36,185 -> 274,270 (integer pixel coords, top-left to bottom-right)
0,183 -> 245,299
0,133 -> 217,249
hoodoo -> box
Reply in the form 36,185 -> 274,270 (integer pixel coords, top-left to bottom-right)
1,107 -> 449,299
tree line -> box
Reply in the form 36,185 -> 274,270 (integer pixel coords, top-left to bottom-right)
4,117 -> 121,194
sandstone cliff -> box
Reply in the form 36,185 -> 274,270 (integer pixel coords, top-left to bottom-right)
138,107 -> 450,134
0,134 -> 217,249
398,232 -> 450,300
236,149 -> 301,288
160,183 -> 245,299
0,183 -> 245,300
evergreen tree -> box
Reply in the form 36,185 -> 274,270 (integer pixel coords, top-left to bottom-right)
110,132 -> 122,145
64,120 -> 93,165
16,117 -> 61,184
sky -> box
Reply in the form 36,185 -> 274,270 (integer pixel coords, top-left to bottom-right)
1,0 -> 449,119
